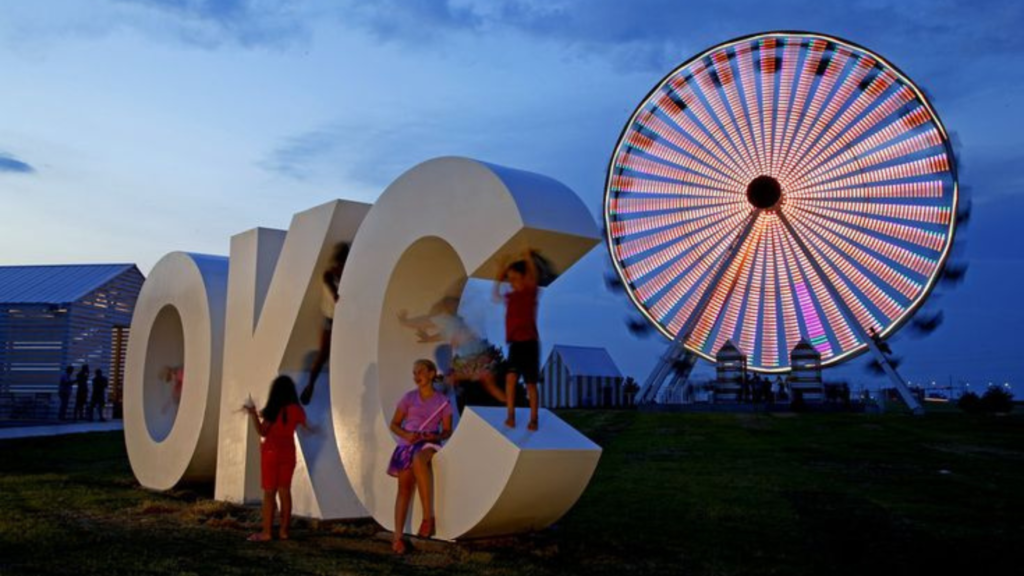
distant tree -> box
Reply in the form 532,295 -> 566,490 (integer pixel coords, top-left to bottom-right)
980,387 -> 1014,413
958,388 -> 1014,414
957,391 -> 980,413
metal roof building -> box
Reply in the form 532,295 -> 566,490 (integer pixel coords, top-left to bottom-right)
541,345 -> 626,408
0,264 -> 144,420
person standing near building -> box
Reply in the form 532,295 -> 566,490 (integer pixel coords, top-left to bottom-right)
73,364 -> 90,421
58,366 -> 74,420
89,369 -> 108,422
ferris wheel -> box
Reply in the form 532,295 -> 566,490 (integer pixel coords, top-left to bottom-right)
604,32 -> 958,409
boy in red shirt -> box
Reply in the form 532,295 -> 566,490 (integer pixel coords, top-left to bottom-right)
496,251 -> 541,430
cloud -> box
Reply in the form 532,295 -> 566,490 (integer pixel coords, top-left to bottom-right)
113,0 -> 309,48
328,0 -> 1024,78
0,152 -> 35,174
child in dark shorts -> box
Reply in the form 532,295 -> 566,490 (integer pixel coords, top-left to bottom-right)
495,251 -> 541,430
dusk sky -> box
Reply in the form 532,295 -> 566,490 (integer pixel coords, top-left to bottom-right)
2,0 -> 1022,394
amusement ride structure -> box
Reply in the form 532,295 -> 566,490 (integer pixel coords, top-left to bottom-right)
604,32 -> 959,413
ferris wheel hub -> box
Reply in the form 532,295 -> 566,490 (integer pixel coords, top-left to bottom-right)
745,175 -> 782,209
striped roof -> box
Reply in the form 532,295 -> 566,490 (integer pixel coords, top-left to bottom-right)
551,345 -> 623,378
0,264 -> 140,304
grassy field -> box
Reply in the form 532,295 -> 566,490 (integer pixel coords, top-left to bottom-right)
1,410 -> 1021,575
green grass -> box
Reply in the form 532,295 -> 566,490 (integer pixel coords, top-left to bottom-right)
1,410 -> 1022,575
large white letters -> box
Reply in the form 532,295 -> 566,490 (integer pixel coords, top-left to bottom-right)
215,200 -> 370,518
125,252 -> 228,490
332,157 -> 602,539
124,157 -> 602,537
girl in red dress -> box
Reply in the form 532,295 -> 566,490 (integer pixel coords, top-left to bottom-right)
243,375 -> 312,541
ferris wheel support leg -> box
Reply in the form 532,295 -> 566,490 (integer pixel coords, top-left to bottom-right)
636,211 -> 763,405
776,212 -> 924,415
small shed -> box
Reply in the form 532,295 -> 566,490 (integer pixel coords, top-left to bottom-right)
714,340 -> 746,402
789,338 -> 824,403
0,264 -> 144,419
541,345 -> 625,408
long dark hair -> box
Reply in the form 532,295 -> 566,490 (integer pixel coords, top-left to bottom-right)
261,375 -> 299,424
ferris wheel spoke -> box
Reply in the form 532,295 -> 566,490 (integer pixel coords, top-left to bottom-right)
611,202 -> 741,243
665,78 -> 754,179
785,208 -> 916,315
623,117 -> 744,187
635,110 -> 749,185
787,205 -> 940,276
778,42 -> 848,181
771,39 -> 804,177
770,222 -> 803,359
757,38 -> 781,179
632,210 -> 749,302
779,52 -> 880,184
784,216 -> 887,335
616,152 -> 740,193
686,213 -> 763,350
613,206 -> 742,265
609,194 -> 743,216
778,217 -> 859,356
799,105 -> 938,182
790,190 -> 949,253
711,221 -> 766,355
791,153 -> 952,199
735,42 -> 769,175
710,48 -> 764,174
789,82 -> 919,183
689,61 -> 761,175
738,219 -> 770,364
651,228 -> 737,327
798,127 -> 945,190
760,219 -> 782,367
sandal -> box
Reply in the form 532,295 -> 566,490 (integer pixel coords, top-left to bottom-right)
392,538 -> 407,555
417,517 -> 436,538
527,419 -> 539,431
247,533 -> 271,542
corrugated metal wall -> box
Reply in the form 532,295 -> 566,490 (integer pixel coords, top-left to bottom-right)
0,268 -> 142,419
541,350 -> 625,409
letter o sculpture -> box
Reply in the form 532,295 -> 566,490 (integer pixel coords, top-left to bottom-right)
124,252 -> 228,490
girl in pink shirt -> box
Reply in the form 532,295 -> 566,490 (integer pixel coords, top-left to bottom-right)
387,359 -> 453,554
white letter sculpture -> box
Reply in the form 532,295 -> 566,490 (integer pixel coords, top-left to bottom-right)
124,156 -> 602,540
125,252 -> 228,489
215,200 -> 370,519
332,157 -> 601,539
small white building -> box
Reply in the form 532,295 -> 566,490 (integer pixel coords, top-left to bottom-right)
541,345 -> 625,408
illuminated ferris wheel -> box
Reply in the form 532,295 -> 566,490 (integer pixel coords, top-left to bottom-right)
604,32 -> 958,407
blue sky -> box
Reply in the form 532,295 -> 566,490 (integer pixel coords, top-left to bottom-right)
2,0 -> 1022,394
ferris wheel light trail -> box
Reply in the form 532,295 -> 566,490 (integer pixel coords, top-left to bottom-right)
605,32 -> 958,382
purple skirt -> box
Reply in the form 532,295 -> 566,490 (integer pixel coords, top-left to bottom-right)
387,441 -> 442,477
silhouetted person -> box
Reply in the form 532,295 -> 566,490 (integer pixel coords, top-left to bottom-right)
58,366 -> 74,420
73,364 -> 89,421
301,242 -> 349,405
89,369 -> 108,422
